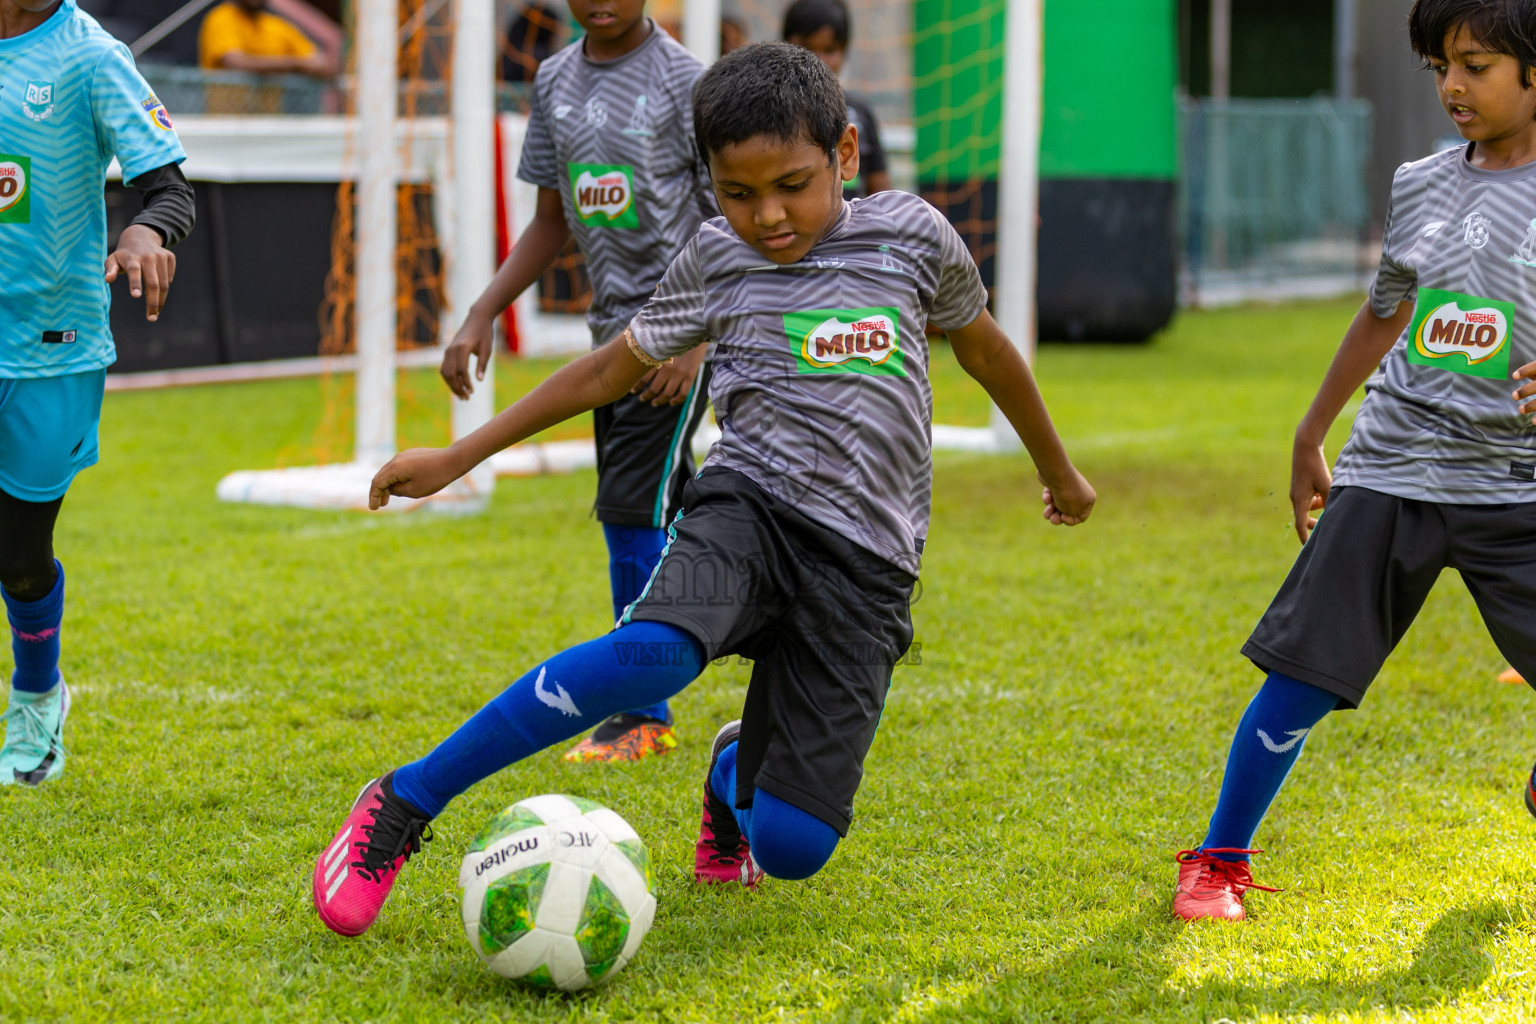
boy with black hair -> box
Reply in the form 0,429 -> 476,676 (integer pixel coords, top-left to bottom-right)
312,41 -> 1093,938
1175,0 -> 1536,922
440,0 -> 716,764
782,0 -> 891,196
0,0 -> 193,787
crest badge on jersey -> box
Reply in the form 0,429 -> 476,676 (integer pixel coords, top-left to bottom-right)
1462,211 -> 1491,249
141,96 -> 174,131
1510,217 -> 1536,269
622,94 -> 653,137
22,80 -> 54,122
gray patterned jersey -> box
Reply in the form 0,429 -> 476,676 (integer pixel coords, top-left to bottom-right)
1340,146 -> 1536,501
629,191 -> 989,574
517,23 -> 715,347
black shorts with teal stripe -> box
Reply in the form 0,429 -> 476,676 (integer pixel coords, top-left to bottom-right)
592,362 -> 712,528
622,467 -> 917,835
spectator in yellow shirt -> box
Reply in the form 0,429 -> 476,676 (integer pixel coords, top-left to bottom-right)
199,0 -> 336,77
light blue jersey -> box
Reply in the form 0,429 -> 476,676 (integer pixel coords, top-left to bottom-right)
0,0 -> 185,378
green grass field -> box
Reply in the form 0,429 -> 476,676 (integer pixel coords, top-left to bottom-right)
5,297 -> 1536,1023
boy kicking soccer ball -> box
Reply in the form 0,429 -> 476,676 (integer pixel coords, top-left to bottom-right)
439,0 -> 716,764
0,0 -> 192,786
312,42 -> 1094,937
1175,0 -> 1536,922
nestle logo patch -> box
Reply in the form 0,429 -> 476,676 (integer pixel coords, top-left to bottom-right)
1510,461 -> 1536,482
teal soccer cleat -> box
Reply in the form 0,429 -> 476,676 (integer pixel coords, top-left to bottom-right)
0,676 -> 70,786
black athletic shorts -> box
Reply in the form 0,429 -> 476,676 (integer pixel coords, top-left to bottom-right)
592,362 -> 713,528
623,466 -> 917,835
1244,485 -> 1536,708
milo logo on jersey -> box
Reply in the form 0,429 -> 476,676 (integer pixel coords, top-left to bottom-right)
0,155 -> 30,224
1407,287 -> 1516,380
785,307 -> 905,377
569,163 -> 639,228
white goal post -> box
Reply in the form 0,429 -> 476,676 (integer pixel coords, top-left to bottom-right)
987,0 -> 1043,451
219,0 -> 503,512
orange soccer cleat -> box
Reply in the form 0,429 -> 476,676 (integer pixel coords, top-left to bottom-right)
563,712 -> 678,763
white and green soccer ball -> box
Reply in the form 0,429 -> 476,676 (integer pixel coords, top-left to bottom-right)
458,794 -> 657,991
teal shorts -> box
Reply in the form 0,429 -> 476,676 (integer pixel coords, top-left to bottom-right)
0,370 -> 106,502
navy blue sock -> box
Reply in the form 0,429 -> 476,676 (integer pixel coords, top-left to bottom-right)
602,522 -> 671,723
1200,671 -> 1339,861
709,739 -> 841,880
4,560 -> 63,694
392,620 -> 703,818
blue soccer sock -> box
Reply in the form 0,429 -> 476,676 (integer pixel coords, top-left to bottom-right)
709,739 -> 840,880
1200,671 -> 1340,861
4,560 -> 63,694
602,522 -> 672,723
392,620 -> 704,818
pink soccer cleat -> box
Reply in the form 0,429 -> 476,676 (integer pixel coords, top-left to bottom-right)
312,772 -> 433,936
693,721 -> 764,888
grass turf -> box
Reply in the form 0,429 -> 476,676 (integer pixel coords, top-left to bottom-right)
4,297 -> 1536,1023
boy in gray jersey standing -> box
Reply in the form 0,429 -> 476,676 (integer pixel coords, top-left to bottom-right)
440,0 -> 714,764
312,43 -> 1093,937
1175,0 -> 1536,923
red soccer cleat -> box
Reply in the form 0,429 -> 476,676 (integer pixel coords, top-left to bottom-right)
1172,847 -> 1280,922
312,772 -> 432,936
693,721 -> 763,888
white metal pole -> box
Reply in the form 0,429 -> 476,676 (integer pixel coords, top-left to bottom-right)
449,0 -> 497,496
354,0 -> 398,467
1210,0 -> 1231,100
683,0 -> 721,64
1334,0 -> 1357,99
989,0 -> 1042,449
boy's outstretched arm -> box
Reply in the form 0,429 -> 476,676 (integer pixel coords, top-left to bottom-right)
374,331 -> 655,508
1291,299 -> 1412,543
946,309 -> 1095,525
441,186 -> 572,399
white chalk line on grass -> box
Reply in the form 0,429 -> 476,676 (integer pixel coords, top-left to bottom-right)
887,678 -> 1024,704
68,682 -> 258,705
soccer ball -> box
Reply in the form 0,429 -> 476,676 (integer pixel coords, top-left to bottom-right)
457,794 -> 657,990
